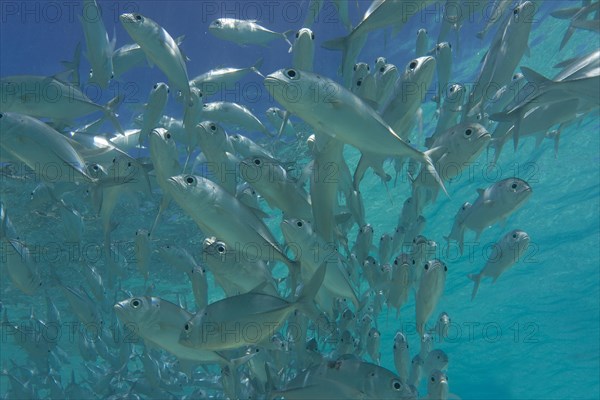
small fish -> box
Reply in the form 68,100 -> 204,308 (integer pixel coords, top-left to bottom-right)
209,18 -> 293,52
426,369 -> 449,400
447,178 -> 532,252
202,101 -> 272,137
140,82 -> 169,146
79,0 -> 115,88
134,229 -> 151,281
292,28 -> 316,72
416,28 -> 429,57
393,332 -> 411,383
468,229 -> 530,300
1,238 -> 42,295
120,13 -> 191,104
190,58 -> 264,97
415,260 -> 447,336
179,263 -> 326,351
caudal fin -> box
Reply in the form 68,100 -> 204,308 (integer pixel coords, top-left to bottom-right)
296,261 -> 326,320
104,95 -> 124,134
467,273 -> 482,300
423,148 -> 449,198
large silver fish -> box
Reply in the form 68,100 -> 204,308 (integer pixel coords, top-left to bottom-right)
264,68 -> 447,196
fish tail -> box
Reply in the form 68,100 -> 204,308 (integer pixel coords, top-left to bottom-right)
467,273 -> 482,301
282,30 -> 294,53
422,148 -> 449,198
296,261 -> 326,320
104,95 -> 124,134
251,57 -> 264,78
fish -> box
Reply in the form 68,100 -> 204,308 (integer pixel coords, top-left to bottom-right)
190,58 -> 264,97
381,56 -> 437,139
430,42 -> 452,110
426,369 -> 449,400
270,354 -> 415,400
413,122 -> 491,208
292,28 -> 316,72
281,218 -> 359,312
415,260 -> 447,336
208,18 -> 293,51
465,2 -> 535,116
134,228 -> 151,281
477,0 -> 513,40
148,127 -> 181,234
165,174 -> 297,272
79,0 -> 115,89
179,262 -> 326,351
229,133 -> 274,159
0,76 -> 123,132
120,13 -> 191,105
393,331 -> 411,383
113,296 -> 250,368
416,28 -> 429,57
1,238 -> 42,295
266,107 -> 296,138
429,312 -> 451,343
264,68 -> 448,196
387,254 -> 412,316
450,178 -> 532,250
424,349 -> 449,376
202,101 -> 273,137
468,229 -> 530,300
201,238 -> 277,296
322,0 -> 435,87
0,112 -> 95,183
194,121 -> 238,194
140,82 -> 169,146
241,156 -> 312,220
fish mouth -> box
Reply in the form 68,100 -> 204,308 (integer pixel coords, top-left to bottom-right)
119,14 -> 135,24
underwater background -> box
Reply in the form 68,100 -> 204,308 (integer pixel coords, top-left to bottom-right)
1,1 -> 599,399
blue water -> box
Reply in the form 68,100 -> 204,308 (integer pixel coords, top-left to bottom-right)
1,1 -> 599,399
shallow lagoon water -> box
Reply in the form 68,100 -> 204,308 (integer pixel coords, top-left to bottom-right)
0,1 -> 599,399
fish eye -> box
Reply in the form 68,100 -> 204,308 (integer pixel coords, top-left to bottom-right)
409,60 -> 418,70
513,7 -> 519,15
285,69 -> 298,79
135,14 -> 142,21
93,165 -> 99,170
311,33 -> 315,40
185,176 -> 195,184
394,259 -> 398,265
184,323 -> 189,331
217,245 -> 225,253
449,86 -> 455,92
511,183 -> 518,189
380,67 -> 385,73
255,348 -> 260,353
465,128 -> 472,136
476,113 -> 482,120
214,20 -> 221,26
167,88 -> 170,94
295,31 -> 299,38
392,380 -> 402,390
356,79 -> 362,87
296,220 -> 303,227
166,132 -> 171,139
210,124 -> 216,131
424,263 -> 429,270
444,265 -> 448,272
449,43 -> 452,49
110,74 -> 114,79
431,376 -> 436,382
153,84 -> 158,89
512,233 -> 517,239
366,65 -> 370,72
353,65 -> 357,71
253,158 -> 261,165
131,298 -> 141,308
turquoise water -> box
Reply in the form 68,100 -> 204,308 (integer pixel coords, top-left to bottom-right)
1,1 -> 599,399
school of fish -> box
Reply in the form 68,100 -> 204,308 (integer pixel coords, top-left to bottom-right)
0,0 -> 598,399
